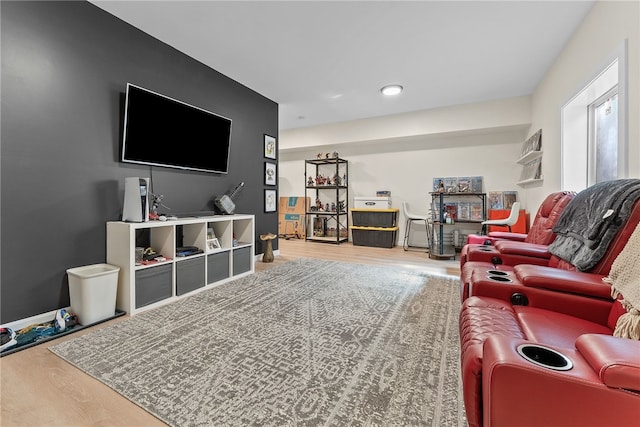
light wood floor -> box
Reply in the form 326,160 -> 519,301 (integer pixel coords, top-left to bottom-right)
0,239 -> 460,427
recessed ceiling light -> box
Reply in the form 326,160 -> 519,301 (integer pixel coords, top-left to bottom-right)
381,84 -> 403,96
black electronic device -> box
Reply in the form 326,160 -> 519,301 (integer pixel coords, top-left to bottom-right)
214,182 -> 245,215
122,83 -> 232,174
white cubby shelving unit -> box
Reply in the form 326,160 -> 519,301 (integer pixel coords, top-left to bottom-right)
107,214 -> 254,316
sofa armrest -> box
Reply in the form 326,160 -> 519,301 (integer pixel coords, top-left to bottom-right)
482,336 -> 640,427
487,231 -> 527,242
494,241 -> 551,259
514,265 -> 612,299
576,334 -> 640,391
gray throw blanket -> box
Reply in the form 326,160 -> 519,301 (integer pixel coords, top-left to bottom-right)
548,179 -> 640,271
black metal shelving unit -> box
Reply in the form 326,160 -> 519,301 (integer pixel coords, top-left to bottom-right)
429,192 -> 486,259
305,157 -> 349,244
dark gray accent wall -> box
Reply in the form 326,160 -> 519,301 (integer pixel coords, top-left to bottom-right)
1,1 -> 278,323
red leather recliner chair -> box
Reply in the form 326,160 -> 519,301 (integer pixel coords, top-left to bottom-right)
460,191 -> 576,269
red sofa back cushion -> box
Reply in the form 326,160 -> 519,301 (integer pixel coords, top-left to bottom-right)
524,191 -> 576,245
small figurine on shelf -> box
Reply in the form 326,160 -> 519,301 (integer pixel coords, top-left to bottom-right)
331,202 -> 336,212
315,174 -> 328,186
437,180 -> 445,193
325,153 -> 331,159
338,200 -> 346,212
316,153 -> 324,160
343,173 -> 348,186
325,203 -> 330,212
307,176 -> 314,187
149,192 -> 170,220
332,174 -> 342,186
315,197 -> 323,211
332,151 -> 339,158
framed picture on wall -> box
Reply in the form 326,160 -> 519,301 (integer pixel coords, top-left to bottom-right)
265,162 -> 277,186
265,189 -> 277,212
264,134 -> 276,159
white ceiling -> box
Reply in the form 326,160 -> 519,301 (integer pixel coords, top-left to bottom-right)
91,1 -> 595,131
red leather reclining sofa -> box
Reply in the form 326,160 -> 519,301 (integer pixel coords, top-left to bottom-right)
458,180 -> 640,427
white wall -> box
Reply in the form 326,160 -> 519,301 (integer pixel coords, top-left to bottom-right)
526,0 -> 639,210
279,128 -> 526,245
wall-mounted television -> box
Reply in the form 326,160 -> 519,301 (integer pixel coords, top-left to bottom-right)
122,83 -> 232,174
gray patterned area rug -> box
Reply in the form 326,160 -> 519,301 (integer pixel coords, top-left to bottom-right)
50,259 -> 466,426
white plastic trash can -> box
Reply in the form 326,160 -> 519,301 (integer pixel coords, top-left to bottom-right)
66,263 -> 120,326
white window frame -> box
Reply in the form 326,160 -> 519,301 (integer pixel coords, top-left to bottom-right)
588,86 -> 618,185
561,41 -> 628,192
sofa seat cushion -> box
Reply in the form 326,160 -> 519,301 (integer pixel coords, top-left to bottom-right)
514,305 -> 613,349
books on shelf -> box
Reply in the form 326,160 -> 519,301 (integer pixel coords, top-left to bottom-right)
443,177 -> 458,193
487,191 -> 518,210
457,177 -> 471,193
489,191 -> 504,209
444,203 -> 458,220
432,176 -> 483,193
471,176 -> 483,193
458,202 -> 470,221
470,203 -> 484,221
520,157 -> 542,181
503,191 -> 518,209
520,129 -> 542,157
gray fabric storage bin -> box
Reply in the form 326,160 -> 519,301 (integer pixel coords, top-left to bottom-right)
135,264 -> 172,309
176,256 -> 205,296
233,247 -> 252,275
207,251 -> 230,284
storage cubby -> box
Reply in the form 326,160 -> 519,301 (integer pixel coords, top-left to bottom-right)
232,246 -> 252,275
177,223 -> 207,252
134,264 -> 173,309
208,221 -> 232,251
136,225 -> 175,260
107,214 -> 254,316
176,257 -> 205,296
233,218 -> 253,247
207,251 -> 230,283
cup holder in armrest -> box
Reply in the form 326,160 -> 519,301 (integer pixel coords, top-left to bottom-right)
488,275 -> 512,283
487,270 -> 508,276
517,344 -> 573,371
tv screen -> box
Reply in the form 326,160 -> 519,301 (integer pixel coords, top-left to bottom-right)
122,83 -> 232,174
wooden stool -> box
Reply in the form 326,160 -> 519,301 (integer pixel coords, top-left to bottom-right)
260,233 -> 276,263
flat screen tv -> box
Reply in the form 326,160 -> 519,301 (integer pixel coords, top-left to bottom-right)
122,83 -> 232,174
